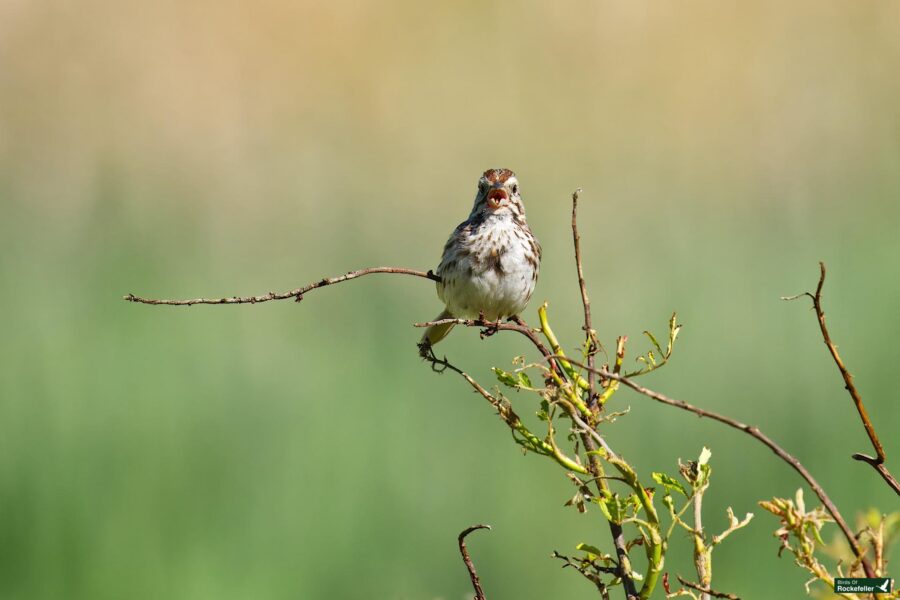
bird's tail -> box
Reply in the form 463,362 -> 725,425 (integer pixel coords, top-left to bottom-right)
420,308 -> 455,349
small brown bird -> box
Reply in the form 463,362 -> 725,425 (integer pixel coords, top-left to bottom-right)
420,168 -> 541,352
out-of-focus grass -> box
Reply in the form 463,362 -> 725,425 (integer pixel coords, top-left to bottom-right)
1,1 -> 899,598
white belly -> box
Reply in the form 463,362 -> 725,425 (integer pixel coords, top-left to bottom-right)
436,219 -> 538,321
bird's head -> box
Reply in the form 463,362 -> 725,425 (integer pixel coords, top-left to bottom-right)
471,168 -> 526,220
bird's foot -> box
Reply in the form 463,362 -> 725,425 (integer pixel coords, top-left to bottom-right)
418,341 -> 449,373
476,310 -> 504,339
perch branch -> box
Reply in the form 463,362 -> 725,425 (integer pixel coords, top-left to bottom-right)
124,267 -> 440,306
415,317 -> 563,376
783,262 -> 898,496
458,524 -> 491,600
552,356 -> 876,578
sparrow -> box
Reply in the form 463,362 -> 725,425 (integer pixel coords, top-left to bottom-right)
420,168 -> 541,354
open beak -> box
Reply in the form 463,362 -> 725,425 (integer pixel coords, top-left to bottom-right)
486,187 -> 508,210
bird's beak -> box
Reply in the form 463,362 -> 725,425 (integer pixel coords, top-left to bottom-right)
486,187 -> 508,210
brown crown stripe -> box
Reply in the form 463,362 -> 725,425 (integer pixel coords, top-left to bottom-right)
482,168 -> 516,183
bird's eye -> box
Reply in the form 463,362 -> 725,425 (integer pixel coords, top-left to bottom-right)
511,184 -> 519,195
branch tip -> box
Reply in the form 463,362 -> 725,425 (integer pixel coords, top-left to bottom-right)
458,524 -> 491,600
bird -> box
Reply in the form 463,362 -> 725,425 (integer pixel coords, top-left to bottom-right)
419,168 -> 541,355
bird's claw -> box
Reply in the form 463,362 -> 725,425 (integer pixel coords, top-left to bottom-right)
477,311 -> 502,339
418,341 -> 449,373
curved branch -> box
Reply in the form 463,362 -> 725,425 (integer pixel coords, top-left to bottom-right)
415,317 -> 560,374
124,267 -> 440,306
552,355 -> 876,578
458,524 -> 491,600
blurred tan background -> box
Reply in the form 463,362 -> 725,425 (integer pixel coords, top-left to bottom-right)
1,1 -> 898,598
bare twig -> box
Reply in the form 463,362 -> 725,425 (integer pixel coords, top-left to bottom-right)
571,188 -> 600,404
124,267 -> 440,305
676,576 -> 740,600
551,355 -> 876,578
458,524 -> 491,600
783,262 -> 899,496
553,550 -> 614,598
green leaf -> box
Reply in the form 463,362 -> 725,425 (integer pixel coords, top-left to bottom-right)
596,496 -> 613,522
652,472 -> 688,497
518,371 -> 533,388
536,398 -> 550,421
668,313 -> 682,354
643,330 -> 664,355
492,367 -> 519,388
627,493 -> 642,512
597,494 -> 629,524
576,543 -> 605,559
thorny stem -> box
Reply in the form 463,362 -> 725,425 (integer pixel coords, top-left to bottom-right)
459,525 -> 491,600
553,356 -> 876,578
514,353 -> 632,595
783,262 -> 899,497
532,313 -> 639,598
124,267 -> 440,305
606,455 -> 664,600
582,435 -> 639,599
553,551 -> 613,599
571,188 -> 600,406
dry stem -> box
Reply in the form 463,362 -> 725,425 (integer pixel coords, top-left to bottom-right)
783,262 -> 899,496
124,267 -> 439,305
571,188 -> 600,404
459,524 -> 491,600
676,576 -> 740,600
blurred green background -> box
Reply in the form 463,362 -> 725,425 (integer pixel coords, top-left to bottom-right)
1,1 -> 898,598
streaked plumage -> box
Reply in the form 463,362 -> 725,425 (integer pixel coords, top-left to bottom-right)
420,168 -> 541,351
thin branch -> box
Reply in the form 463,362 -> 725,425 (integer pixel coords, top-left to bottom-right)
552,550 -> 614,598
867,463 -> 900,497
676,576 -> 740,600
783,262 -> 899,496
124,267 -> 440,306
571,188 -> 599,404
551,355 -> 876,578
458,524 -> 491,600
415,317 -> 561,375
568,410 -> 619,460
